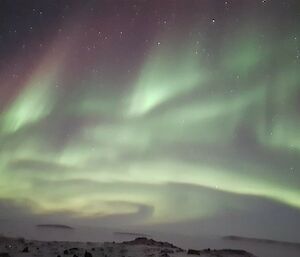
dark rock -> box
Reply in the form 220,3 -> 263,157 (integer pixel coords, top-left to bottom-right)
0,253 -> 11,257
73,255 -> 78,257
187,249 -> 200,255
91,248 -> 95,251
22,247 -> 29,253
84,251 -> 93,257
16,237 -> 25,243
160,254 -> 170,257
57,255 -> 61,257
122,237 -> 183,251
63,249 -> 69,254
218,249 -> 254,256
160,249 -> 174,254
220,249 -> 248,254
120,248 -> 128,254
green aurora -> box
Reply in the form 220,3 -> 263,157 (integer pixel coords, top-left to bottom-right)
0,0 -> 300,239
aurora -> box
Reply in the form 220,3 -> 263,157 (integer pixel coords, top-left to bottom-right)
0,0 -> 299,242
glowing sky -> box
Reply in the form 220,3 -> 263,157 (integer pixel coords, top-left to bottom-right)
0,0 -> 300,241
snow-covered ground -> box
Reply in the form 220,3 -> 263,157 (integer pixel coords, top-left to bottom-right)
1,222 -> 300,257
0,236 -> 256,257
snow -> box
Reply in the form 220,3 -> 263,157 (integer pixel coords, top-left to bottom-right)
0,235 -> 256,257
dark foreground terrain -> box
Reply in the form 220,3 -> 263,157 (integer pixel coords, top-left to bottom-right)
0,236 -> 257,257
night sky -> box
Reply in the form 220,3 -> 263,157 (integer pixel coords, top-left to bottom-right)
0,0 -> 300,241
